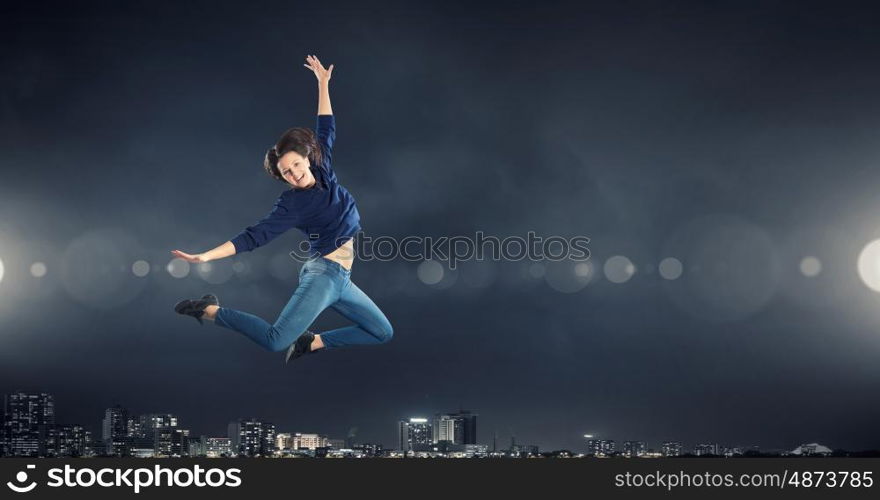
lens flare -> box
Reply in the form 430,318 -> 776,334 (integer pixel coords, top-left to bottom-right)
30,262 -> 47,278
659,257 -> 683,280
661,214 -> 781,323
166,258 -> 190,279
603,255 -> 635,284
61,229 -> 147,309
857,240 -> 880,292
544,259 -> 592,293
417,260 -> 444,285
132,260 -> 151,277
799,256 -> 822,278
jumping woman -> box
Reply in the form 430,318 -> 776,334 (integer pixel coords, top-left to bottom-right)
171,54 -> 393,363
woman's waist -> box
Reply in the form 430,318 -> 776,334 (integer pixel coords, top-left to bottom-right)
320,239 -> 355,270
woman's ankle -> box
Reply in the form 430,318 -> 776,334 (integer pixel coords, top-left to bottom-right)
311,334 -> 325,351
202,305 -> 219,321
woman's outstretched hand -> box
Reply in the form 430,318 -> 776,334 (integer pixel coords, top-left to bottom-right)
171,249 -> 209,263
304,54 -> 333,82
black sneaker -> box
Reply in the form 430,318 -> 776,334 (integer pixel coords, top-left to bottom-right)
284,330 -> 318,364
201,294 -> 219,306
174,294 -> 220,325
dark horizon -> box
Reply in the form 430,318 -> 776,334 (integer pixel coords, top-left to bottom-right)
2,0 -> 880,453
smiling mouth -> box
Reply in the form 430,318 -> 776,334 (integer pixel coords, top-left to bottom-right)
294,174 -> 304,182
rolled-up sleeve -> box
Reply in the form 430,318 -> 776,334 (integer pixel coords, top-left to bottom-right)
230,196 -> 296,253
316,114 -> 335,156
315,114 -> 337,184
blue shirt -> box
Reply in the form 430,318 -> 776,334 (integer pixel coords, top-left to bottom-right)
230,114 -> 362,257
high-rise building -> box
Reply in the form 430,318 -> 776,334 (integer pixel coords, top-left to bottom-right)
127,413 -> 184,457
125,415 -> 152,457
432,410 -> 477,445
138,414 -> 178,432
434,416 -> 455,443
587,439 -> 615,456
205,437 -> 233,457
102,405 -> 129,457
143,414 -> 177,456
261,423 -> 276,456
227,422 -> 241,454
622,441 -> 647,457
3,392 -> 55,457
398,418 -> 432,453
189,435 -> 207,457
1,393 -> 95,458
126,416 -> 143,439
228,419 -> 276,457
169,428 -> 190,457
661,441 -> 682,457
52,425 -> 89,457
83,430 -> 95,457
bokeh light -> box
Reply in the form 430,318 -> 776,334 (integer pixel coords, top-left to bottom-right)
779,225 -> 858,310
61,229 -> 147,308
662,214 -> 781,322
132,260 -> 150,277
29,262 -> 47,278
433,264 -> 458,289
13,242 -> 61,299
658,257 -> 683,280
166,258 -> 190,279
799,256 -> 822,277
0,258 -> 4,284
417,260 -> 444,285
196,260 -> 235,285
544,259 -> 592,293
603,255 -> 635,284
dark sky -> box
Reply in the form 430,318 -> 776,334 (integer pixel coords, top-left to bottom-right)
2,0 -> 880,452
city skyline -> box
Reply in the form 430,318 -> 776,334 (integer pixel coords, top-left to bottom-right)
2,391 -> 870,458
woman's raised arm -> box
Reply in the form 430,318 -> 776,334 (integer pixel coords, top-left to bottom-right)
304,54 -> 333,115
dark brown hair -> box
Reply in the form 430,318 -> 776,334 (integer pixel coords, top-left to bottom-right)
263,127 -> 323,182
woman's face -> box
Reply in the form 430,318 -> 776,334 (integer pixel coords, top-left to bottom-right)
277,151 -> 316,189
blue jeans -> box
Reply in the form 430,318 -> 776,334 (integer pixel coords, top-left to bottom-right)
214,257 -> 393,352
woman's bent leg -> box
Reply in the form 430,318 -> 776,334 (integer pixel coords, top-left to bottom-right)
214,270 -> 339,352
320,280 -> 394,350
